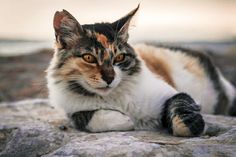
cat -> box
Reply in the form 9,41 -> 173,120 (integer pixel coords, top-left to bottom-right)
46,5 -> 236,137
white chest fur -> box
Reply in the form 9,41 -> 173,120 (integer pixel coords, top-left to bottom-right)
47,61 -> 177,122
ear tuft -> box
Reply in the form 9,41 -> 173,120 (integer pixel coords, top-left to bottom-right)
127,4 -> 140,18
53,10 -> 83,49
112,5 -> 140,43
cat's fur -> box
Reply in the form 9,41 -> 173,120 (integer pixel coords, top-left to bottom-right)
46,6 -> 236,137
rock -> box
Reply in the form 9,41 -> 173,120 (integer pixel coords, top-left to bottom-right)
0,99 -> 236,157
0,48 -> 53,102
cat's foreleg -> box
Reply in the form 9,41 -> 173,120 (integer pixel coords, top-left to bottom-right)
161,93 -> 205,137
69,109 -> 134,132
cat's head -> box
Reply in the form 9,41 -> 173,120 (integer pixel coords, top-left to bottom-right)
52,5 -> 141,96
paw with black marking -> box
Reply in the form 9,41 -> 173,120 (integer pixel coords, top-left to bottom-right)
162,93 -> 205,137
69,110 -> 96,131
69,110 -> 134,132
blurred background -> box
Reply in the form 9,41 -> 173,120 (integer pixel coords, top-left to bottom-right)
0,0 -> 236,102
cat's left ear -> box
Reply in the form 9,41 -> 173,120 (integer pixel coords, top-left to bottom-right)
53,10 -> 84,49
112,5 -> 139,43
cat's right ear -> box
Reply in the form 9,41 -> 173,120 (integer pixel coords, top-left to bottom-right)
53,10 -> 84,49
112,5 -> 139,43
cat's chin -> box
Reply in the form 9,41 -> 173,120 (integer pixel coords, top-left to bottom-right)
93,87 -> 113,96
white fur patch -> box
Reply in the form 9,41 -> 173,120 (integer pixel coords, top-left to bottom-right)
86,110 -> 134,132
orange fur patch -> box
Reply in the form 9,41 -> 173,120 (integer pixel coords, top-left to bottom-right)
55,58 -> 81,78
184,59 -> 204,78
139,51 -> 175,88
172,116 -> 191,137
95,33 -> 109,48
103,52 -> 110,61
55,57 -> 103,87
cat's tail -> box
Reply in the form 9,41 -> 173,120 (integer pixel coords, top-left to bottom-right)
220,75 -> 236,116
228,80 -> 236,116
228,96 -> 236,116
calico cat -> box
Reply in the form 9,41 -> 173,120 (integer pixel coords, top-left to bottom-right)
46,5 -> 236,137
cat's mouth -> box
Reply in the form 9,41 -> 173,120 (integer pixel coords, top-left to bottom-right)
84,80 -> 118,96
94,86 -> 113,95
96,86 -> 112,91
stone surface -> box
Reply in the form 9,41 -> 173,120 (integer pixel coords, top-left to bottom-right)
0,48 -> 52,102
0,99 -> 236,157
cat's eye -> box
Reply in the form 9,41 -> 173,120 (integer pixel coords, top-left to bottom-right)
114,54 -> 125,63
82,54 -> 97,63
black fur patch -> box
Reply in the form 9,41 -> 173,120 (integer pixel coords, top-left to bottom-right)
83,23 -> 116,42
161,93 -> 205,136
153,44 -> 229,115
228,98 -> 236,116
68,80 -> 95,96
69,111 -> 96,131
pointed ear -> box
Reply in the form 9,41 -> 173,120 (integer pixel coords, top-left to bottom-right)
53,10 -> 84,49
112,5 -> 139,43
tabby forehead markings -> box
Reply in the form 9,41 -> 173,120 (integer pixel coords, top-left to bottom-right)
97,49 -> 113,66
95,33 -> 109,48
102,51 -> 110,62
93,33 -> 116,65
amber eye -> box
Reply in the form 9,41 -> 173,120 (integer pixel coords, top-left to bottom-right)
82,54 -> 96,63
114,54 -> 125,63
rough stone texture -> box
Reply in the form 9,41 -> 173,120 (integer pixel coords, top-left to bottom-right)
0,48 -> 52,102
0,99 -> 236,157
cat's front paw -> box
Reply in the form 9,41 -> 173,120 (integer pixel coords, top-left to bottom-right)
86,110 -> 134,132
69,109 -> 134,132
162,93 -> 205,137
69,110 -> 96,131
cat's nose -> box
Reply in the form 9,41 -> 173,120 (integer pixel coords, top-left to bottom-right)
103,75 -> 114,85
101,67 -> 115,85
